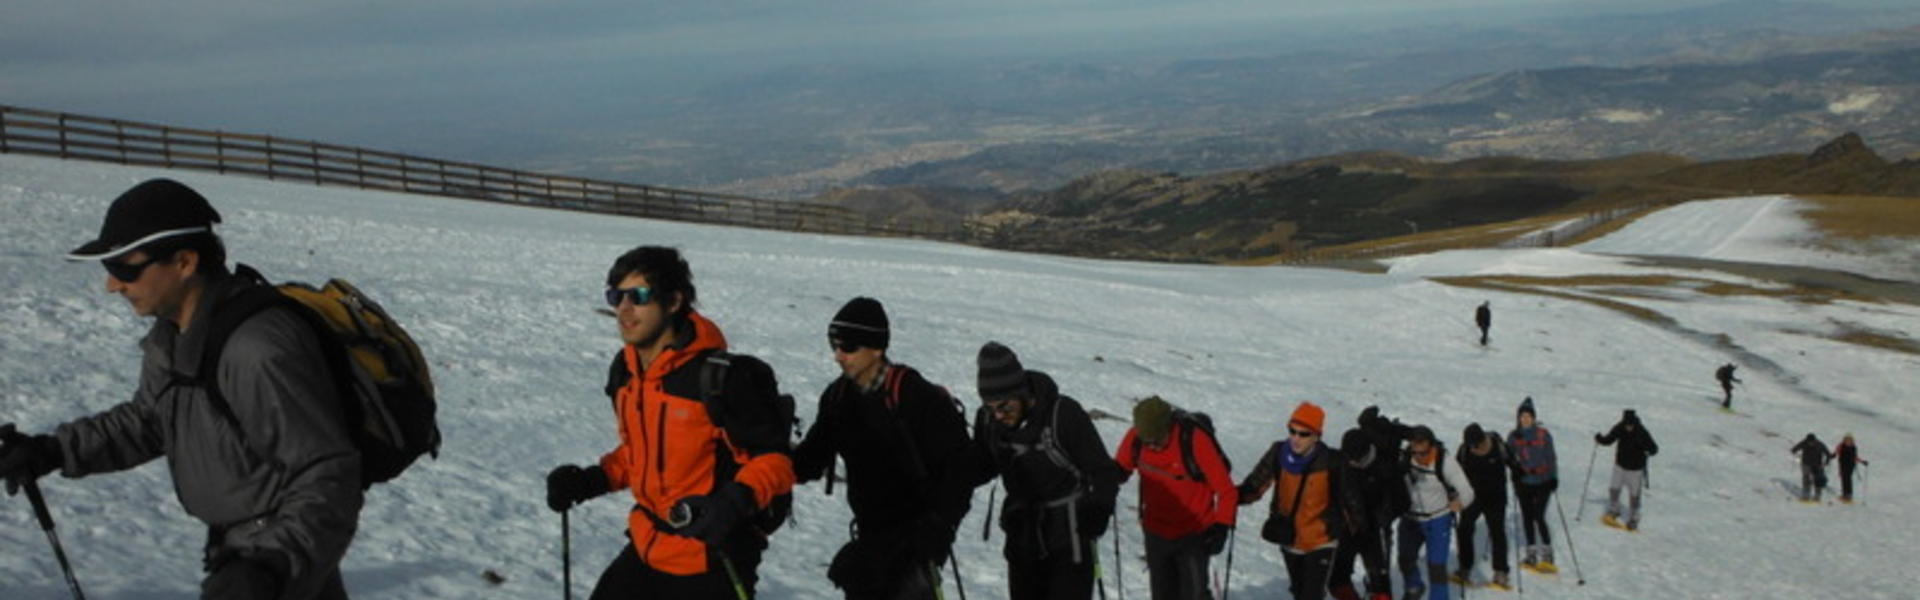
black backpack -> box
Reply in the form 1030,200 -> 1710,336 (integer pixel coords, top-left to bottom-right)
198,265 -> 441,489
692,351 -> 799,536
1130,410 -> 1232,482
1402,442 -> 1459,505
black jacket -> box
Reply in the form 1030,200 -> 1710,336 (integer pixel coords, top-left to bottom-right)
961,371 -> 1123,564
1339,427 -> 1406,532
1595,419 -> 1659,471
1791,437 -> 1832,469
1456,438 -> 1514,503
793,364 -> 973,535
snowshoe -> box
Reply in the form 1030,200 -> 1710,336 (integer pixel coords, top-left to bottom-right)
1487,571 -> 1513,591
1601,513 -> 1626,529
1522,561 -> 1559,575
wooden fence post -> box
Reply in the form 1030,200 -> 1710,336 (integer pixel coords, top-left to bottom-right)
266,136 -> 276,180
311,141 -> 322,185
58,113 -> 69,158
115,121 -> 128,164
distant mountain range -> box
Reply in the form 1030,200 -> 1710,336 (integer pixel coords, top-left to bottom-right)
841,133 -> 1919,263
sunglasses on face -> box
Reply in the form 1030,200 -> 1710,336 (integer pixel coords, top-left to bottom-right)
1289,428 -> 1317,439
986,397 -> 1026,414
604,285 -> 654,308
829,339 -> 862,354
102,254 -> 166,283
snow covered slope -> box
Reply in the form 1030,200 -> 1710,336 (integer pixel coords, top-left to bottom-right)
3,154 -> 1914,598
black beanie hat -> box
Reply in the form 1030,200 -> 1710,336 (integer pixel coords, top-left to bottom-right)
976,341 -> 1029,400
1517,396 -> 1537,421
1408,425 -> 1435,444
1464,423 -> 1486,447
829,297 -> 889,350
68,179 -> 222,261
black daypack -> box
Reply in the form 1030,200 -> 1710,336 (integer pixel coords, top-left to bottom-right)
1130,410 -> 1232,483
693,351 -> 799,536
199,264 -> 441,489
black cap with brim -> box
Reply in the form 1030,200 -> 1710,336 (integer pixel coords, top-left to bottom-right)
66,179 -> 221,261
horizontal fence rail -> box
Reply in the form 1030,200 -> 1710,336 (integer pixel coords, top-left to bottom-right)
0,104 -> 962,240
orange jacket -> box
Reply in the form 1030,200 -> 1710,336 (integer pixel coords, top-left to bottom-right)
1115,423 -> 1237,540
598,312 -> 795,575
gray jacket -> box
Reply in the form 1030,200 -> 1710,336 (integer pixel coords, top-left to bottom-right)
52,276 -> 362,599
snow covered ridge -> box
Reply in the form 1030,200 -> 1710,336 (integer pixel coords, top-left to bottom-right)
3,153 -> 1916,599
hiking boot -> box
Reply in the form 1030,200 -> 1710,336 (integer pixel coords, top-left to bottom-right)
1520,546 -> 1538,567
1541,546 -> 1555,565
1491,571 -> 1512,589
1627,517 -> 1639,531
1449,569 -> 1471,585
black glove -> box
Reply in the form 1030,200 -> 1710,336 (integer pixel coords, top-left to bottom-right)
910,513 -> 958,564
1201,524 -> 1231,555
546,464 -> 609,512
676,481 -> 756,544
1081,498 -> 1114,539
201,552 -> 286,599
1594,433 -> 1605,444
0,427 -> 61,496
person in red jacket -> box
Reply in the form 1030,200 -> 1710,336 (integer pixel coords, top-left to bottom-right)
546,246 -> 797,599
1115,396 -> 1237,600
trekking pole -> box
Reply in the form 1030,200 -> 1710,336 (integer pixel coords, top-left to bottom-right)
929,563 -> 947,600
950,554 -> 968,600
1113,511 -> 1125,600
1221,526 -> 1236,600
717,549 -> 750,600
1512,496 -> 1522,596
561,509 -> 572,600
24,479 -> 88,600
1550,490 -> 1585,586
1094,545 -> 1109,600
1575,444 -> 1599,521
981,484 -> 996,541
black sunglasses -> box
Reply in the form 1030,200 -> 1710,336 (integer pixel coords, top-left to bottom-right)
986,397 -> 1026,414
604,286 -> 655,308
829,338 -> 862,354
1289,428 -> 1317,438
102,255 -> 167,283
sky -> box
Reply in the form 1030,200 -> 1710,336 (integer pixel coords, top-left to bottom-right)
2,152 -> 1915,598
0,2 -> 1724,136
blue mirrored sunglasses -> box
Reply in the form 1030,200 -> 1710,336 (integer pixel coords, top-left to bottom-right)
604,286 -> 654,307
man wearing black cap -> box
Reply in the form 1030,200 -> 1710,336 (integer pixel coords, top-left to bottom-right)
1595,410 -> 1658,530
958,341 -> 1122,600
0,179 -> 362,599
793,297 -> 973,600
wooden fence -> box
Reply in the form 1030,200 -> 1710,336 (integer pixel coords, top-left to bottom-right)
0,104 -> 961,239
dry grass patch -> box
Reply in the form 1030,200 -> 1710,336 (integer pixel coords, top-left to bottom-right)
1799,195 -> 1920,240
1787,320 -> 1920,355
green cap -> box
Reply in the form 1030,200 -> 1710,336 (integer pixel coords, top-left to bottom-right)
1134,395 -> 1173,444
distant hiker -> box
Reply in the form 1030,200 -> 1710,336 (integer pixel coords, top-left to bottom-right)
545,246 -> 796,599
1594,410 -> 1659,529
1506,397 -> 1559,570
956,342 -> 1122,600
792,297 -> 973,599
1116,395 -> 1238,600
1789,433 -> 1833,503
1475,302 -> 1491,346
1453,424 -> 1513,589
1834,434 -> 1870,503
0,179 -> 362,599
1237,402 -> 1356,600
1715,363 -> 1741,409
1396,425 -> 1472,600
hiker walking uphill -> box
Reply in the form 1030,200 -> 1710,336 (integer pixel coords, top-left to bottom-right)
792,297 -> 974,600
1115,396 -> 1238,600
1835,434 -> 1870,503
545,246 -> 797,599
1396,426 -> 1473,600
1475,302 -> 1492,346
1329,426 -> 1399,600
956,342 -> 1122,600
1716,363 -> 1741,410
1453,424 -> 1514,589
1789,433 -> 1833,504
0,180 -> 369,600
1594,410 -> 1659,529
1236,402 -> 1357,600
1505,397 -> 1559,572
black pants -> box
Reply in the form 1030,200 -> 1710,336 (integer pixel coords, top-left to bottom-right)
1840,465 -> 1856,498
1330,524 -> 1390,596
1144,531 -> 1213,600
1456,497 -> 1509,572
1283,548 -> 1337,600
1513,482 -> 1553,547
589,541 -> 764,600
202,564 -> 347,600
1009,548 -> 1097,600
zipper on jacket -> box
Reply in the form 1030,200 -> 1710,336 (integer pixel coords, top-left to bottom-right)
655,401 -> 669,490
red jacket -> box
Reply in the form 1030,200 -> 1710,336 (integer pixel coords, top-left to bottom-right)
599,312 -> 795,575
1115,423 -> 1237,540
